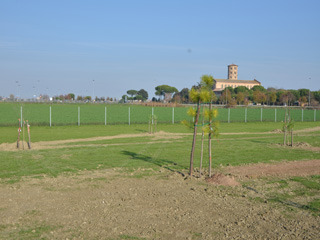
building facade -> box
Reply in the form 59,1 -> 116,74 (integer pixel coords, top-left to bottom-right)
213,64 -> 261,96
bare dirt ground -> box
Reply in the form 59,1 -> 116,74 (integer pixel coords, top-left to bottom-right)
224,159 -> 320,178
0,161 -> 319,240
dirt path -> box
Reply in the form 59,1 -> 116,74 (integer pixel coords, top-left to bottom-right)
1,126 -> 319,151
0,167 -> 319,240
294,126 -> 320,133
0,131 -> 188,151
224,159 -> 320,178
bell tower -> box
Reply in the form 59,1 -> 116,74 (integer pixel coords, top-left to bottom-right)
228,64 -> 238,80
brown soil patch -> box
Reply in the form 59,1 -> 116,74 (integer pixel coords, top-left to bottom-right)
294,142 -> 312,147
294,126 -> 320,133
293,142 -> 320,152
0,169 -> 319,239
274,142 -> 320,152
225,159 -> 320,178
271,129 -> 283,133
206,173 -> 240,186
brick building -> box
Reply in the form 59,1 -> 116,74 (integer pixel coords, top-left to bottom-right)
213,64 -> 261,96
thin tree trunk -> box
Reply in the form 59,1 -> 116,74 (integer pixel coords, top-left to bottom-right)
283,109 -> 287,146
200,106 -> 205,177
208,101 -> 213,177
190,102 -> 201,176
291,130 -> 293,147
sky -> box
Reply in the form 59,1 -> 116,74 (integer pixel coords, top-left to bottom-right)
1,0 -> 319,99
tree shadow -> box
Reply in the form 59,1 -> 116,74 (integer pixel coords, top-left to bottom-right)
121,150 -> 185,176
250,139 -> 273,144
135,129 -> 148,133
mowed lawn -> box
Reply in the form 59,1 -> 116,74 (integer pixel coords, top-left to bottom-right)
1,102 -> 319,126
0,121 -> 319,182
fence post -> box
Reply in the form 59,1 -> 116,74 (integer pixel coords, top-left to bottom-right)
50,106 -> 52,127
105,106 -> 107,125
20,106 -> 23,127
314,109 -> 316,122
151,107 -> 154,124
172,107 -> 174,124
302,109 -> 304,122
245,108 -> 247,123
228,108 -> 230,123
78,106 -> 80,126
261,108 -> 263,122
129,107 -> 130,125
275,108 -> 277,122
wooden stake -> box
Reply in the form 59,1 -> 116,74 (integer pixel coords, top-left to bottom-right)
200,106 -> 205,177
17,118 -> 21,149
27,120 -> 31,149
283,109 -> 287,146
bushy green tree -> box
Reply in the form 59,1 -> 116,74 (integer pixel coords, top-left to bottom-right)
268,92 -> 277,105
155,85 -> 178,100
253,90 -> 267,104
220,89 -> 232,104
234,86 -> 249,94
298,89 -> 310,97
180,88 -> 189,103
236,92 -> 245,104
127,90 -> 138,98
137,89 -> 148,101
252,85 -> 266,92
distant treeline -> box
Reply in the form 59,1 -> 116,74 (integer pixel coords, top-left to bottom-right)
171,86 -> 320,106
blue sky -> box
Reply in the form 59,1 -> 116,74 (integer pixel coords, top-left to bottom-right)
1,0 -> 319,99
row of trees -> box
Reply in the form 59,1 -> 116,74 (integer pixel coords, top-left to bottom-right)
122,85 -> 179,103
7,82 -> 318,106
53,94 -> 117,102
219,86 -> 320,106
121,84 -> 320,106
173,85 -> 320,106
4,93 -> 118,102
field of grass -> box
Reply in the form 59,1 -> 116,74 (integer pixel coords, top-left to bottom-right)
0,121 -> 319,183
0,102 -> 319,126
0,120 -> 319,228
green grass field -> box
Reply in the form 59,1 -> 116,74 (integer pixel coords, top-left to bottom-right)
0,121 -> 319,220
0,102 -> 319,126
0,121 -> 319,182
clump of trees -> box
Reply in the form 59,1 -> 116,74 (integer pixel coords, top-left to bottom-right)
54,93 -> 75,101
122,89 -> 149,102
155,85 -> 178,102
172,88 -> 190,103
